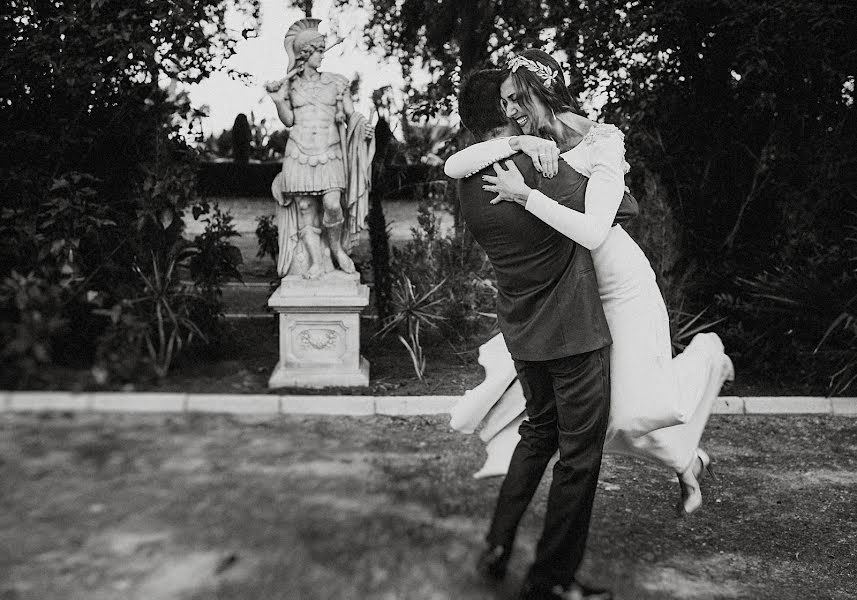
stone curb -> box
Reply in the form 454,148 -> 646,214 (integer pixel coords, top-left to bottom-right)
0,392 -> 855,417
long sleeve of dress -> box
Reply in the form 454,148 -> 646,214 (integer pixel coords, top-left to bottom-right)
525,127 -> 627,250
443,137 -> 516,178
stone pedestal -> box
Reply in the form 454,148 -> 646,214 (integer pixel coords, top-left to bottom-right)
267,272 -> 370,389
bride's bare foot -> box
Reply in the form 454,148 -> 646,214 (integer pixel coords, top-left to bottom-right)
333,249 -> 356,274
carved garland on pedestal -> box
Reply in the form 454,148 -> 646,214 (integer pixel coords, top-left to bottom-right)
299,329 -> 339,350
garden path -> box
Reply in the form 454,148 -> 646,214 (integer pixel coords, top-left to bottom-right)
1,413 -> 853,599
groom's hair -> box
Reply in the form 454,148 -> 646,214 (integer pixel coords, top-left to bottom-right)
458,69 -> 508,140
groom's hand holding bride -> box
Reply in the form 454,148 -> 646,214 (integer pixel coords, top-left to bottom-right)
482,161 -> 532,207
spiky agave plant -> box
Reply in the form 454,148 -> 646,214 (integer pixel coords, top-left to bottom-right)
739,223 -> 857,394
376,274 -> 447,381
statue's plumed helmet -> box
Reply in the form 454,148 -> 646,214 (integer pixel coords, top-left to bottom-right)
284,18 -> 325,68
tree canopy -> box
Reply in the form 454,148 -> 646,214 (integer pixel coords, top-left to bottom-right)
351,0 -> 856,273
1,0 -> 260,201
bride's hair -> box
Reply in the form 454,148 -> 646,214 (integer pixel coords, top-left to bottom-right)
503,49 -> 583,143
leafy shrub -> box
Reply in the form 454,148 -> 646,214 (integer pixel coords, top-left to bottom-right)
255,214 -> 279,263
0,1 -> 258,387
736,236 -> 857,395
0,272 -> 68,387
95,242 -> 207,381
381,199 -> 497,381
187,203 -> 244,346
391,200 -> 497,345
0,172 -> 123,384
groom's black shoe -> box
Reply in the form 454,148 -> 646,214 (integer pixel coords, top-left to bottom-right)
518,579 -> 614,599
476,544 -> 511,581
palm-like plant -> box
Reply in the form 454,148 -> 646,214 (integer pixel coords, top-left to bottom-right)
738,223 -> 857,394
669,305 -> 726,354
133,246 -> 207,378
376,274 -> 447,381
96,241 -> 207,379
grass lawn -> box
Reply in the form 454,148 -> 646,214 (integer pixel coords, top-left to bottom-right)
1,412 -> 854,599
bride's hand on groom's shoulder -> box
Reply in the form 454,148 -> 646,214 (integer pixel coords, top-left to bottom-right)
510,135 -> 559,178
483,161 -> 531,207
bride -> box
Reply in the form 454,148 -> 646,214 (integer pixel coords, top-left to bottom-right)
444,49 -> 734,515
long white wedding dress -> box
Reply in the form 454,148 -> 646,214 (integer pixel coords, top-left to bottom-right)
444,124 -> 734,478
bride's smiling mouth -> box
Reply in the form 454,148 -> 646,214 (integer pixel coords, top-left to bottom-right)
514,115 -> 530,130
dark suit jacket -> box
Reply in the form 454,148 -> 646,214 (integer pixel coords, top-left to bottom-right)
459,153 -> 632,361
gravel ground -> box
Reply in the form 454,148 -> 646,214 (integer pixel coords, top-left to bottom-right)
1,412 -> 854,599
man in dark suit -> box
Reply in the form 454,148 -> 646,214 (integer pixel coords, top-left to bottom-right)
455,69 -> 636,600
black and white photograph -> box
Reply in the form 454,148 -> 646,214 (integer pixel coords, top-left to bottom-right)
1,1 -> 854,598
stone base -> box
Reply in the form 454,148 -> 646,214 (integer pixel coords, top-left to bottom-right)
269,355 -> 370,389
267,272 -> 370,389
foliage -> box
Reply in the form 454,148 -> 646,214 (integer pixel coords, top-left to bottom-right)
344,0 -> 578,118
357,0 -> 856,389
379,199 -> 497,380
399,116 -> 458,167
376,275 -> 447,381
0,272 -> 69,387
575,0 -> 857,287
255,215 -> 279,263
391,201 -> 496,344
94,205 -> 243,383
95,243 -> 207,380
200,114 -> 288,161
584,1 -> 854,387
359,0 -> 855,287
0,172 -> 123,384
1,0 -> 260,205
189,204 -> 243,292
232,114 -> 252,163
0,0 -> 259,386
187,204 -> 244,345
669,307 -> 726,354
736,232 -> 857,395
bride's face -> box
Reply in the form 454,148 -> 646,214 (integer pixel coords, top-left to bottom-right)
500,75 -> 548,136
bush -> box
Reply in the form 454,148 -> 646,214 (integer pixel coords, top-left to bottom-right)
390,200 -> 497,347
93,205 -> 243,382
0,1 -> 259,387
734,231 -> 857,395
95,241 -> 207,381
0,272 -> 68,387
255,214 -> 279,263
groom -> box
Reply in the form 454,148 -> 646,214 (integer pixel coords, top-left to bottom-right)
456,69 -> 633,600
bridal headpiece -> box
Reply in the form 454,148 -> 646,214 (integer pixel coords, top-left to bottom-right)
506,54 -> 559,87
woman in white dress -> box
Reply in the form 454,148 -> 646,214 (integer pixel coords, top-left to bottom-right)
445,50 -> 734,515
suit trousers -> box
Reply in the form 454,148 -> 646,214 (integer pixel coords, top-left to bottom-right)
486,345 -> 611,589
